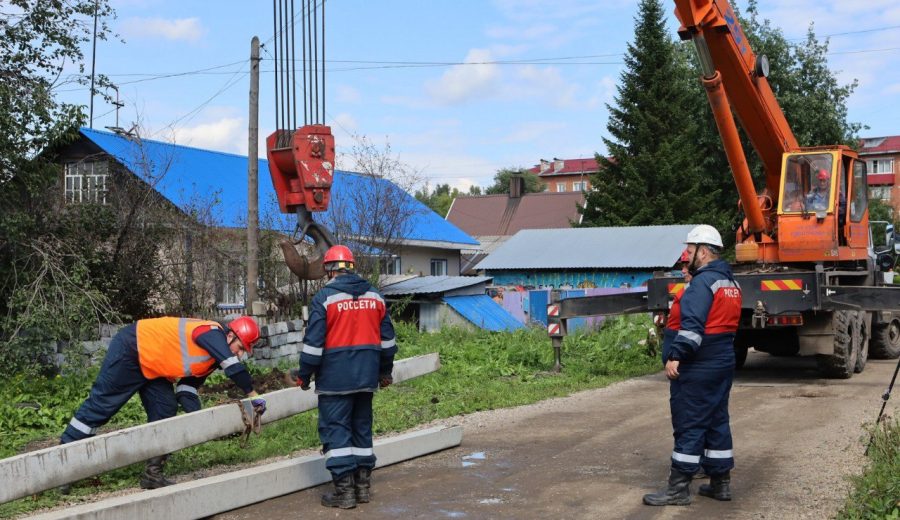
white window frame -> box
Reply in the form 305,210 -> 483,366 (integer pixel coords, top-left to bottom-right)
64,161 -> 109,204
869,186 -> 892,201
572,181 -> 587,191
380,256 -> 401,275
430,258 -> 448,276
869,158 -> 895,174
556,182 -> 567,192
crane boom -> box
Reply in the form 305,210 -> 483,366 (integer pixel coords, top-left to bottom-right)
673,0 -> 866,264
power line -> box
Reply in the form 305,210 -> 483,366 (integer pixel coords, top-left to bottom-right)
786,23 -> 900,41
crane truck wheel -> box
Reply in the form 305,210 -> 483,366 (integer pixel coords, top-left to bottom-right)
870,316 -> 900,359
854,311 -> 870,374
816,311 -> 858,379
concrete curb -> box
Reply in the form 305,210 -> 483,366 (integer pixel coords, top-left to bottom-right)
1,353 -> 441,503
29,425 -> 463,520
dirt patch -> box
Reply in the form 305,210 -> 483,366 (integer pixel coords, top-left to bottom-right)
200,368 -> 291,400
779,389 -> 834,399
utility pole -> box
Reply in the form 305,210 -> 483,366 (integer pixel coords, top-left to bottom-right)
89,0 -> 99,128
246,36 -> 260,313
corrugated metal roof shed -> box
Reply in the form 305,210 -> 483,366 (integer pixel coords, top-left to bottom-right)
79,128 -> 478,246
475,225 -> 696,270
443,295 -> 525,332
381,276 -> 492,296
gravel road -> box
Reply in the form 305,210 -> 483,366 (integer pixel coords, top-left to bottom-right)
214,351 -> 898,520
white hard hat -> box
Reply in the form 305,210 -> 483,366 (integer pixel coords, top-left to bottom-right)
685,225 -> 723,248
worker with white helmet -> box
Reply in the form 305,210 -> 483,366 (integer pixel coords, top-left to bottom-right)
644,225 -> 742,506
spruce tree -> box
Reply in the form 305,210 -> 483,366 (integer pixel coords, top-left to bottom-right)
581,0 -> 712,228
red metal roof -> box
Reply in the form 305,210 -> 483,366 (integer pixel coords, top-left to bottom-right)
859,136 -> 900,155
528,157 -> 600,177
446,192 -> 585,237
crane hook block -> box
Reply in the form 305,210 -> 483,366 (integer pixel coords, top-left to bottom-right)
266,124 -> 335,213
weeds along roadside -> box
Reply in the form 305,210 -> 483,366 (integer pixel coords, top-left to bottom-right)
836,419 -> 900,520
0,316 -> 658,517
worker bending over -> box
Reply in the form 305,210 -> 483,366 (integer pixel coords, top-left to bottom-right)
60,316 -> 266,489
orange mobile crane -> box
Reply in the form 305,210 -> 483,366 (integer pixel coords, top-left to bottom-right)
549,0 -> 900,378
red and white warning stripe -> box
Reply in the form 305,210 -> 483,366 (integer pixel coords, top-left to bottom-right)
547,304 -> 560,317
547,323 -> 560,335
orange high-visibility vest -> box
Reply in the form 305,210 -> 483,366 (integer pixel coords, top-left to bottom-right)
136,317 -> 223,380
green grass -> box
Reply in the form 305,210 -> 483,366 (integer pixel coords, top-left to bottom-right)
837,419 -> 900,520
0,316 -> 659,517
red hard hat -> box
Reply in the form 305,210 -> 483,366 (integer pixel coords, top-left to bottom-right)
229,316 -> 260,353
679,249 -> 691,263
324,245 -> 354,265
817,169 -> 829,180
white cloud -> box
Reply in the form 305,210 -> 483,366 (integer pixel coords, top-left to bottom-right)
501,121 -> 567,144
486,23 -> 557,41
586,76 -> 617,109
120,17 -> 206,42
425,48 -> 501,105
170,117 -> 244,153
329,112 -> 359,143
335,85 -> 362,104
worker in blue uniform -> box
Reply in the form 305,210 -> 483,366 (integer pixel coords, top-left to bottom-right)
644,225 -> 742,506
288,245 -> 397,509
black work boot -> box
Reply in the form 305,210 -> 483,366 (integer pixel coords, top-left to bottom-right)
642,469 -> 693,506
698,471 -> 732,501
140,455 -> 176,489
354,467 -> 372,503
321,473 -> 356,509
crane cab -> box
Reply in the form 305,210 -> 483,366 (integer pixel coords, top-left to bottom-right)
775,148 -> 869,263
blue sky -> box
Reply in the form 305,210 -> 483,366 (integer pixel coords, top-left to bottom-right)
60,0 -> 900,191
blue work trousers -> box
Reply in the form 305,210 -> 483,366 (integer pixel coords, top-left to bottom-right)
318,392 -> 376,479
669,366 -> 735,476
60,330 -> 177,444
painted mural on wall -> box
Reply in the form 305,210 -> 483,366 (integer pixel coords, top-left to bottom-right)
487,269 -> 676,290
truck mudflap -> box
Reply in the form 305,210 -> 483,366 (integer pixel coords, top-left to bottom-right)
821,286 -> 900,311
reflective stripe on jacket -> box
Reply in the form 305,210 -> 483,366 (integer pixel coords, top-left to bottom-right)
668,259 -> 742,367
136,318 -> 222,380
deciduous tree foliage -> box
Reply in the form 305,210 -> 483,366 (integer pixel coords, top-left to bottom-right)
415,183 -> 482,217
484,168 -> 542,195
0,1 -> 119,373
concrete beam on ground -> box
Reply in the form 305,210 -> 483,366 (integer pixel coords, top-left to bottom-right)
1,353 -> 441,504
29,425 -> 463,520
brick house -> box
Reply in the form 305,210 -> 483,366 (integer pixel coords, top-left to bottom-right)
860,136 -> 900,215
527,157 -> 598,193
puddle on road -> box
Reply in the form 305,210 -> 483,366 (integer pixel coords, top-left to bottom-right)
462,451 -> 486,467
436,509 -> 468,518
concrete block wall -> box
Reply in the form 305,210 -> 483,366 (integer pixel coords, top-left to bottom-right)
55,324 -> 122,370
53,319 -> 306,370
252,319 -> 305,368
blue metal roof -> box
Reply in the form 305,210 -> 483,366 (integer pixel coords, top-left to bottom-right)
443,295 -> 525,332
80,128 -> 478,246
